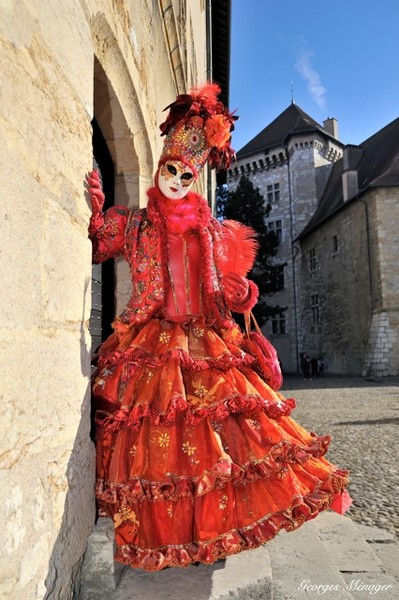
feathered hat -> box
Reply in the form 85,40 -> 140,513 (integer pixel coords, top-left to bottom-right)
159,82 -> 237,177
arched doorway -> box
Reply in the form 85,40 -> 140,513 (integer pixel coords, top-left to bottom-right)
89,57 -> 142,353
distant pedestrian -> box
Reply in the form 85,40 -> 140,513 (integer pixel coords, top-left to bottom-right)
301,353 -> 311,380
318,355 -> 325,376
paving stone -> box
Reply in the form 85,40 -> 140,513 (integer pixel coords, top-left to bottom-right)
268,519 -> 354,599
370,544 -> 399,581
341,573 -> 398,600
80,544 -> 272,600
355,524 -> 396,543
315,512 -> 384,573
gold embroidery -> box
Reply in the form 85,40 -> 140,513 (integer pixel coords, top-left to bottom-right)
158,433 -> 170,448
248,419 -> 261,430
113,504 -> 140,532
192,379 -> 208,398
129,444 -> 137,456
219,494 -> 228,510
193,326 -> 205,338
159,331 -> 171,344
145,370 -> 154,383
182,441 -> 197,456
166,264 -> 180,314
167,505 -> 174,518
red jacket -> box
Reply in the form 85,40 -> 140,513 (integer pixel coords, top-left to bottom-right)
89,189 -> 258,328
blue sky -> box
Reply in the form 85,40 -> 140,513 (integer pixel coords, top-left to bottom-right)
229,0 -> 399,151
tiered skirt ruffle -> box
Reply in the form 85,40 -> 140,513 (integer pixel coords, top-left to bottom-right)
92,317 -> 349,571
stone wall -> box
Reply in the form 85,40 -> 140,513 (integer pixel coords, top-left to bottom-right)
299,200 -> 373,374
0,1 -> 207,598
362,188 -> 399,376
299,187 -> 399,376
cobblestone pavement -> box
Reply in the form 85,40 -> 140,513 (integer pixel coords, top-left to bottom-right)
280,375 -> 399,539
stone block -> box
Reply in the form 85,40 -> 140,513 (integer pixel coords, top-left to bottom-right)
355,525 -> 396,543
0,138 -> 46,328
0,328 -> 91,462
315,512 -> 384,573
79,518 -> 124,600
43,201 -> 92,324
341,573 -> 398,600
93,545 -> 272,600
371,543 -> 399,580
268,519 -> 354,600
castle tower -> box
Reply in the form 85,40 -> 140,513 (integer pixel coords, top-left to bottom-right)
227,104 -> 344,372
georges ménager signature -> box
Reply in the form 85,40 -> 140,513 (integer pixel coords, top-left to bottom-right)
298,578 -> 394,596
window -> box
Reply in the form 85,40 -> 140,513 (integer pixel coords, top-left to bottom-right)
272,314 -> 286,335
267,183 -> 280,203
274,183 -> 280,202
268,220 -> 282,243
309,247 -> 316,272
311,294 -> 319,324
276,265 -> 285,289
332,235 -> 338,254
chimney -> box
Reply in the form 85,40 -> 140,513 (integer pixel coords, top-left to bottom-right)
323,117 -> 339,139
342,145 -> 362,202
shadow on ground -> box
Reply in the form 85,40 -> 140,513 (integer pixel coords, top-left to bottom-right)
280,374 -> 399,391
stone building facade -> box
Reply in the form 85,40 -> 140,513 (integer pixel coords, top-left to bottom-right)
227,105 -> 399,377
298,121 -> 399,377
0,1 -> 230,598
228,104 -> 344,372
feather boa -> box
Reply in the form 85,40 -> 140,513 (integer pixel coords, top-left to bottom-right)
146,186 -> 211,234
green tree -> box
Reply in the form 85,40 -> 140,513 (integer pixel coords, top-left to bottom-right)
217,175 -> 286,326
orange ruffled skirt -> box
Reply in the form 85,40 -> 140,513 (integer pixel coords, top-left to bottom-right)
92,317 -> 349,571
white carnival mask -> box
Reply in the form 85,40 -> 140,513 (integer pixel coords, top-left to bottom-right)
157,160 -> 195,200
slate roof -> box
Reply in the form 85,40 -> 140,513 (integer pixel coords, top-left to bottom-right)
237,103 -> 337,158
298,117 -> 399,239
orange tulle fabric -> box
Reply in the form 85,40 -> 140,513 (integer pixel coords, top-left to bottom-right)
92,317 -> 350,572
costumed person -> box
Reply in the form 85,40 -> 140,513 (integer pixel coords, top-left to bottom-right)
87,83 -> 352,572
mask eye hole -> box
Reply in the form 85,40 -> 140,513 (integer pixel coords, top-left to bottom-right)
181,172 -> 193,181
167,164 -> 177,175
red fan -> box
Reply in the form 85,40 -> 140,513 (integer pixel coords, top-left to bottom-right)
330,489 -> 353,515
220,220 -> 259,277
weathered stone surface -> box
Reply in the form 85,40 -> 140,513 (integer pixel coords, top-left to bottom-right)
114,547 -> 272,600
79,518 -> 124,600
268,519 -> 355,600
0,1 -> 208,598
315,512 -> 384,573
341,573 -> 398,600
79,518 -> 272,600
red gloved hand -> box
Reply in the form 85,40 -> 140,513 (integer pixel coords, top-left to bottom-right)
222,272 -> 250,303
87,169 -> 105,216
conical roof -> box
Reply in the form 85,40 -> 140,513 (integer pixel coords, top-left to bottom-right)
237,103 -> 335,158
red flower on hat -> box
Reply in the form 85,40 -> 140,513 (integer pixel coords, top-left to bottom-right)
205,114 -> 231,149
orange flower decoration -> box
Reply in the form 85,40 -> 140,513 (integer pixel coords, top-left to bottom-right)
205,114 -> 231,148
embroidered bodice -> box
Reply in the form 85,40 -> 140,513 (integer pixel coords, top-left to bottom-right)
163,231 -> 202,317
88,188 -> 258,327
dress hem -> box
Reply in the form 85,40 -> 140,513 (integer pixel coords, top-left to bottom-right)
112,471 -> 348,571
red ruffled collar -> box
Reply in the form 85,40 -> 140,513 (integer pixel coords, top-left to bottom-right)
146,186 -> 211,234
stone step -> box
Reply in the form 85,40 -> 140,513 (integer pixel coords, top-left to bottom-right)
78,517 -> 273,600
267,518 -> 355,600
78,513 -> 399,600
268,512 -> 398,600
317,514 -> 398,600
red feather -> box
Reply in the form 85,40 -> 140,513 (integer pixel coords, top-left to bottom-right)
221,220 -> 259,276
